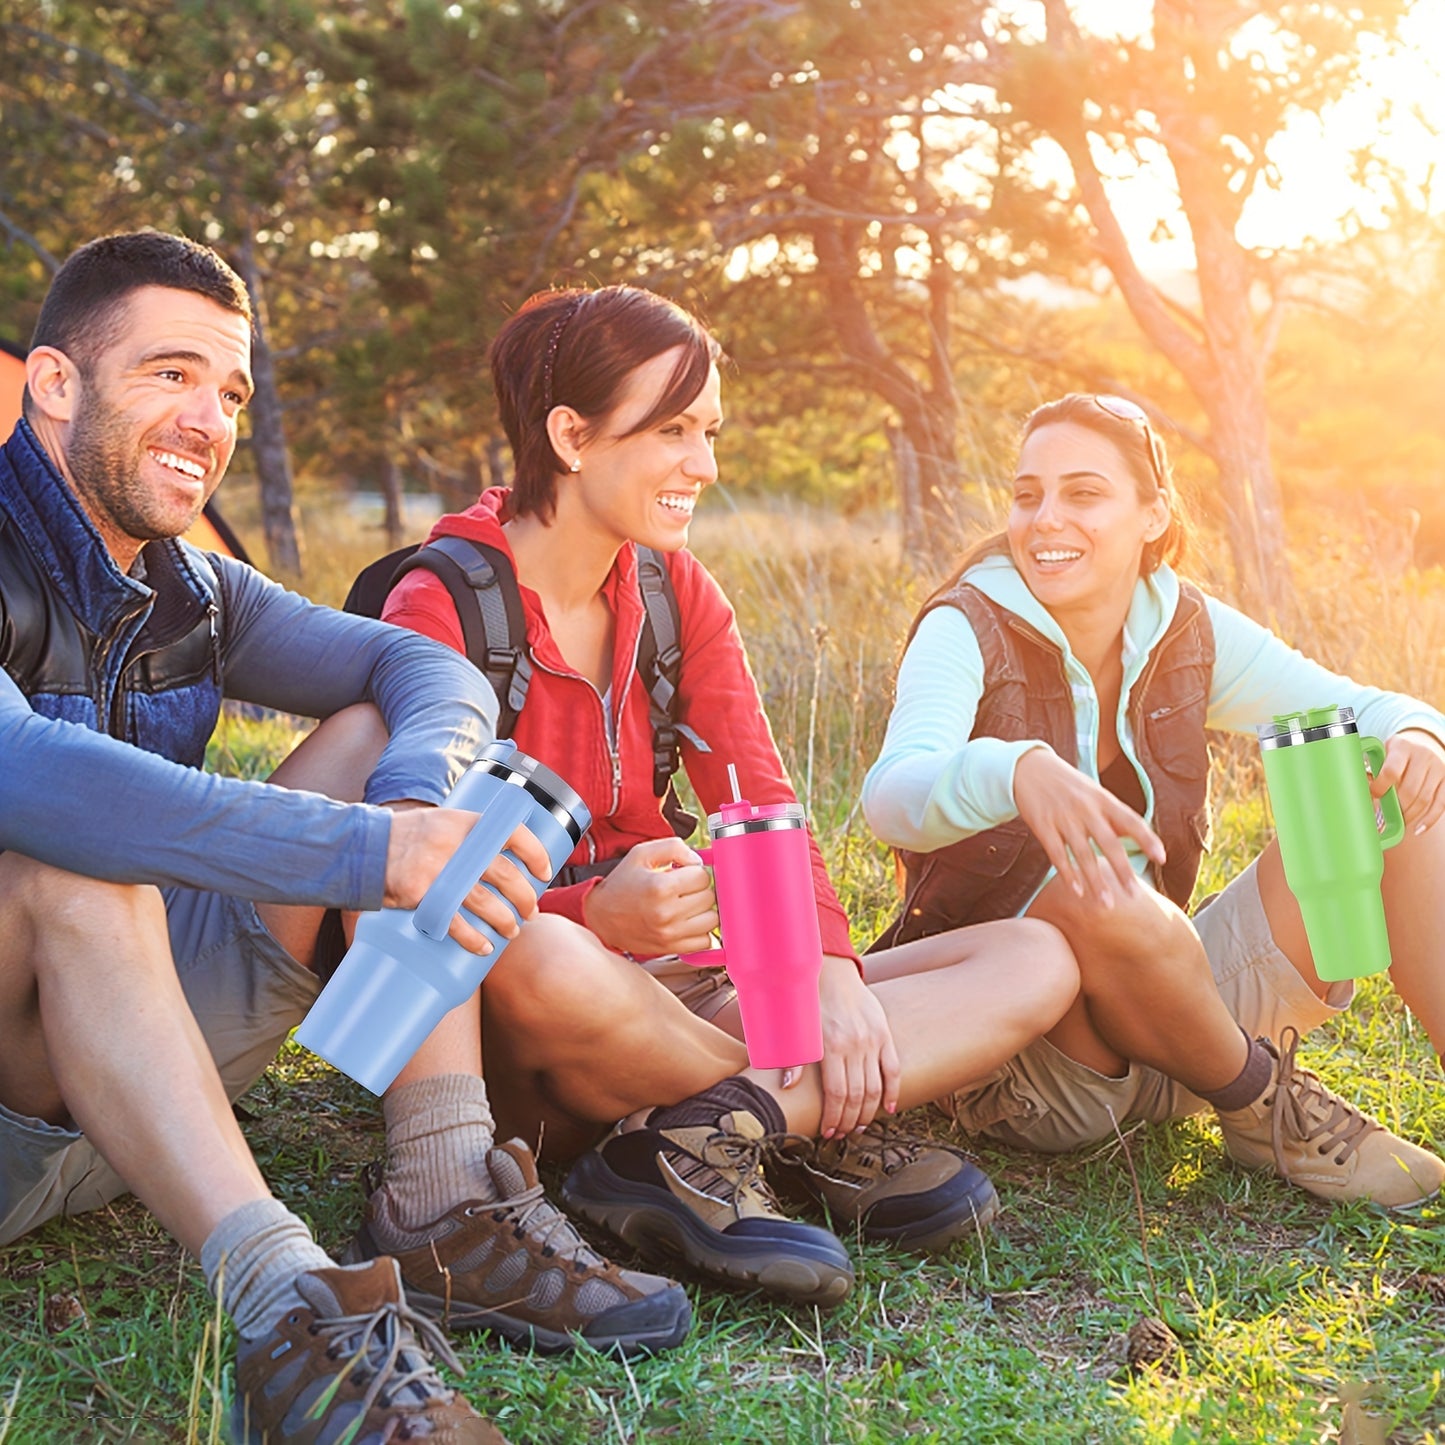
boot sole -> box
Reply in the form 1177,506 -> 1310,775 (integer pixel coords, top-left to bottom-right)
404,1284 -> 691,1357
853,1175 -> 1002,1254
1225,1151 -> 1445,1213
562,1152 -> 854,1307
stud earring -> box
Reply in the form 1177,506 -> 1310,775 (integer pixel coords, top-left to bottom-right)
569,457 -> 582,473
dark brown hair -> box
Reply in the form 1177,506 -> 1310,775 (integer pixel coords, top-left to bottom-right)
941,392 -> 1192,591
490,285 -> 722,521
24,231 -> 252,419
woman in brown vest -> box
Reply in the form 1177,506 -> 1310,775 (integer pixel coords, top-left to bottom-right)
864,393 -> 1445,1209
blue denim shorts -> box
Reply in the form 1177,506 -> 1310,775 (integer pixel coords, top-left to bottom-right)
0,888 -> 320,1246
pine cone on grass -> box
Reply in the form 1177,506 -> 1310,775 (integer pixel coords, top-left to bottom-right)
1125,1314 -> 1179,1373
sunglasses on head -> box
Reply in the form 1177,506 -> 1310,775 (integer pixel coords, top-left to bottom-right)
1090,394 -> 1166,493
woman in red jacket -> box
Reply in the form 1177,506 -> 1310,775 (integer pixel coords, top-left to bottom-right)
374,285 -> 1078,1308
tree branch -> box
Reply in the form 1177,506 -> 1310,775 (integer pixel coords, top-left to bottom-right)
0,204 -> 61,273
1033,0 -> 1213,388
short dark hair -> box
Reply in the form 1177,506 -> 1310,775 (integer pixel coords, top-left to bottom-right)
24,231 -> 252,417
490,285 -> 723,521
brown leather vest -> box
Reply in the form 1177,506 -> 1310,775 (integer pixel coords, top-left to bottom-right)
871,579 -> 1215,950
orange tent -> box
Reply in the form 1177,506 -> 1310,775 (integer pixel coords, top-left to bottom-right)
0,340 -> 23,437
0,337 -> 250,563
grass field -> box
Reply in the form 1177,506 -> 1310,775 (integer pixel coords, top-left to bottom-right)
2,495 -> 1444,1444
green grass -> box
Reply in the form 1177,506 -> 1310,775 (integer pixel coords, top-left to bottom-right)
4,498 -> 1445,1443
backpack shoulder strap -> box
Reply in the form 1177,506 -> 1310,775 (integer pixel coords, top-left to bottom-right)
388,535 -> 534,738
634,545 -> 685,799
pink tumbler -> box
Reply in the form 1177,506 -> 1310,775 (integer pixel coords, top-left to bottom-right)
681,777 -> 825,1070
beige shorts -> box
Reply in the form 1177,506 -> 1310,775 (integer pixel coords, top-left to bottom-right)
943,856 -> 1353,1154
639,953 -> 738,1024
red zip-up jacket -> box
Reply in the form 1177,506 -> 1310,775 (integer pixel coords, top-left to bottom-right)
383,487 -> 859,964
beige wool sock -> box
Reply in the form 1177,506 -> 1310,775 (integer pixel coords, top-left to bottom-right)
372,1072 -> 499,1247
201,1197 -> 335,1339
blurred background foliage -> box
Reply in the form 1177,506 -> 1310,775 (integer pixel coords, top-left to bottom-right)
2,0 -> 1443,611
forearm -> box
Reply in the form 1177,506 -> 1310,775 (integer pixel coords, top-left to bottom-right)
862,737 -> 1051,850
864,606 -> 1049,849
0,704 -> 390,907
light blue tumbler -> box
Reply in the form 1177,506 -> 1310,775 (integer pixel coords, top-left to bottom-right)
294,741 -> 590,1094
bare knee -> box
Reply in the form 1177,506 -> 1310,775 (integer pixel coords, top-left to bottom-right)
266,703 -> 386,799
0,853 -> 166,962
482,913 -> 635,1036
1016,918 -> 1080,1027
1035,879 -> 1199,987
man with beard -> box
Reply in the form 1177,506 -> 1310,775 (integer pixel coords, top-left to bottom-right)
0,232 -> 687,1444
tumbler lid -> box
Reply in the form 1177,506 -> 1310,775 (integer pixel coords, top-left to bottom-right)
1256,705 -> 1357,750
707,800 -> 807,839
471,741 -> 590,844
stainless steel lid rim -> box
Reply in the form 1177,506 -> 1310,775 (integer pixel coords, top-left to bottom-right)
710,816 -> 809,839
472,755 -> 588,845
1258,720 -> 1359,750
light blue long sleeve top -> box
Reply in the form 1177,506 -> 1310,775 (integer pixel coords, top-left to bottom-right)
862,556 -> 1445,895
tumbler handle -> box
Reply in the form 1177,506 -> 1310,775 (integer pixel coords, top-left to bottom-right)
413,784 -> 538,941
679,847 -> 720,968
1360,735 -> 1406,851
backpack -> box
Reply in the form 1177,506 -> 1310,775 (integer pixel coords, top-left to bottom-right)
343,534 -> 694,835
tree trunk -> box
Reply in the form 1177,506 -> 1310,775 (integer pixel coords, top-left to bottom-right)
1208,403 -> 1292,626
486,434 -> 509,491
379,453 -> 404,549
233,238 -> 303,578
887,422 -> 925,560
902,400 -> 969,569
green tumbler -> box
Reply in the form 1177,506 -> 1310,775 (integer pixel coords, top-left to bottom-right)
1257,705 -> 1405,982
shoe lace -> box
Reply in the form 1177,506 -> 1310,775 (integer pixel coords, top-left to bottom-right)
308,1294 -> 462,1421
478,1180 -> 607,1271
694,1129 -> 789,1216
761,1119 -> 959,1189
827,1119 -> 935,1177
1269,1027 -> 1379,1175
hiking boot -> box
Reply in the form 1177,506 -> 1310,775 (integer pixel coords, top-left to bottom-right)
1215,1029 -> 1445,1210
345,1139 -> 691,1357
766,1118 -> 1000,1252
560,1076 -> 854,1307
230,1257 -> 505,1445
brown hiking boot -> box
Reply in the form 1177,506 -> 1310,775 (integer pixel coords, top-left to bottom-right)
346,1139 -> 691,1357
766,1119 -> 1000,1252
1215,1029 -> 1445,1209
231,1257 -> 505,1444
561,1076 -> 854,1307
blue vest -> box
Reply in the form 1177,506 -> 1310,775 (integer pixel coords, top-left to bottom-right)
0,421 -> 223,767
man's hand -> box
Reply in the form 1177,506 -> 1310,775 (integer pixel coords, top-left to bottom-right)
583,837 -> 718,956
783,954 -> 899,1138
382,802 -> 551,954
1012,746 -> 1165,908
1374,730 -> 1445,835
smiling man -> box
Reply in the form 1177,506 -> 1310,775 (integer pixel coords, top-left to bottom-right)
0,231 -> 596,1444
